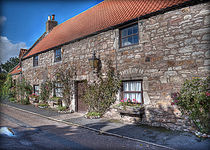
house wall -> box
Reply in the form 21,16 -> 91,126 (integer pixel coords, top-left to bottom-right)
21,2 -> 210,131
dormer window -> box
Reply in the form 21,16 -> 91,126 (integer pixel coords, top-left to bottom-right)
120,24 -> 139,47
33,55 -> 38,67
54,48 -> 61,62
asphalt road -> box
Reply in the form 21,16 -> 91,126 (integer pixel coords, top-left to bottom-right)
0,105 -> 169,150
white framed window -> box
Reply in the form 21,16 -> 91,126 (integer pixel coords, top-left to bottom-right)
54,82 -> 63,97
122,80 -> 143,103
33,85 -> 39,95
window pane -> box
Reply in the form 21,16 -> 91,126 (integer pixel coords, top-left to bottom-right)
124,93 -> 128,100
122,38 -> 128,47
124,81 -> 141,91
56,92 -> 63,97
136,93 -> 142,103
130,82 -> 135,91
130,93 -> 135,101
121,29 -> 127,37
133,35 -> 139,44
128,36 -> 132,44
55,82 -> 63,97
136,82 -> 141,91
123,82 -> 128,91
128,27 -> 132,35
133,25 -> 138,34
33,55 -> 38,66
34,85 -> 39,95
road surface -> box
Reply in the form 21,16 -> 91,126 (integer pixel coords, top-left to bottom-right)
0,104 -> 169,150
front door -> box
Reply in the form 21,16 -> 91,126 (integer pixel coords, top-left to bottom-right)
76,81 -> 88,112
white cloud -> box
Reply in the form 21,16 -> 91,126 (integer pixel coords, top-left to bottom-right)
0,16 -> 7,25
0,36 -> 27,64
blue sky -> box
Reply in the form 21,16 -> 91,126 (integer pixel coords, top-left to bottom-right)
0,0 -> 103,63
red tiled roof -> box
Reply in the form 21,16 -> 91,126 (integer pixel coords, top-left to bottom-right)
24,0 -> 190,59
10,64 -> 22,75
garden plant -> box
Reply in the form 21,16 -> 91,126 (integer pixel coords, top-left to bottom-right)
171,77 -> 210,134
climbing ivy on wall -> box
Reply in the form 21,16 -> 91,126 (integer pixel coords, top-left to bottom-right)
82,60 -> 121,115
54,64 -> 77,108
39,79 -> 52,104
16,77 -> 32,104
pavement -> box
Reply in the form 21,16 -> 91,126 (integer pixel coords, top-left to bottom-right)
1,99 -> 210,150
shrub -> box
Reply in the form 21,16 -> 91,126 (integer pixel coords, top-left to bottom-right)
49,96 -> 61,101
9,97 -> 16,102
21,98 -> 30,105
38,103 -> 48,107
172,77 -> 210,134
86,111 -> 101,117
57,105 -> 67,111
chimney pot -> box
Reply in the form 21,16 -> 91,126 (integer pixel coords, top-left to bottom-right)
48,16 -> 51,20
52,14 -> 55,20
46,14 -> 57,32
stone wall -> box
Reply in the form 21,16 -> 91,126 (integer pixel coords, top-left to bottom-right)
21,2 -> 210,131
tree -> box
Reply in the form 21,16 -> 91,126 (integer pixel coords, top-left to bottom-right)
0,72 -> 7,98
0,57 -> 19,73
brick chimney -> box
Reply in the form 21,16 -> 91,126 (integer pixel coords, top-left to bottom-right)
19,49 -> 28,59
46,14 -> 58,32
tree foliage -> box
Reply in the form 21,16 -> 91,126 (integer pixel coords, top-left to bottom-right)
1,57 -> 19,73
0,73 -> 7,98
1,74 -> 13,98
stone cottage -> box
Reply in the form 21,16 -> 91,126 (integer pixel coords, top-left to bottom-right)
11,0 -> 210,131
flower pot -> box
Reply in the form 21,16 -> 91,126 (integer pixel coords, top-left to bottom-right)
117,106 -> 145,116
